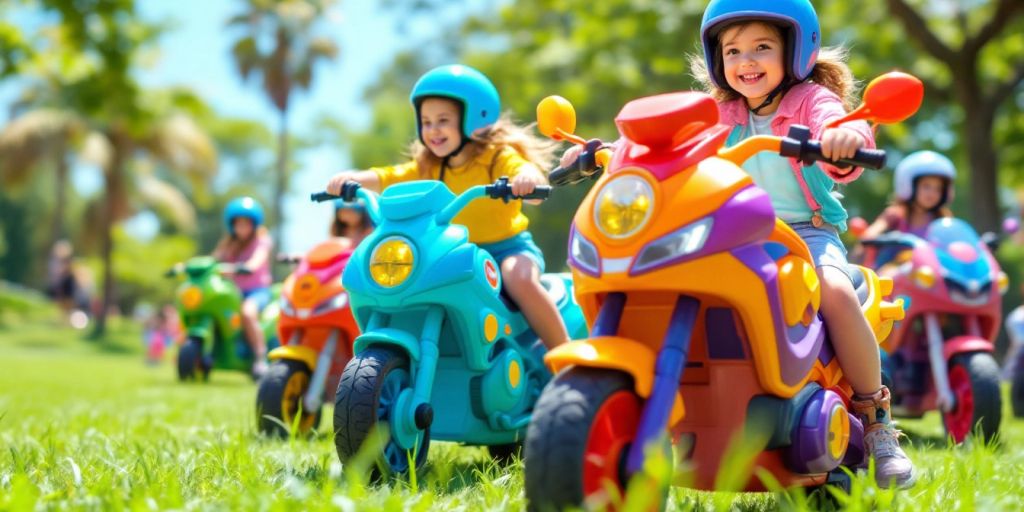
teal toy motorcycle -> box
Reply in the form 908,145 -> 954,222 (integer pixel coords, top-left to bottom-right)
167,257 -> 280,381
312,178 -> 587,475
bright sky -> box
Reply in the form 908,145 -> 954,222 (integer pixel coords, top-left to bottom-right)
3,1 -> 480,253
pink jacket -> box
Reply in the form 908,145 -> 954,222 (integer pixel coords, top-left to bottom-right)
718,82 -> 875,210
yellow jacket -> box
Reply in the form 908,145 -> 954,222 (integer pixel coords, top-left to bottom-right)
371,145 -> 533,244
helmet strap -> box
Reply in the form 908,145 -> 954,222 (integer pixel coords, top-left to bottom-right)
749,77 -> 798,115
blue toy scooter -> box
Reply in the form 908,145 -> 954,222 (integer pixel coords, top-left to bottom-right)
312,177 -> 587,475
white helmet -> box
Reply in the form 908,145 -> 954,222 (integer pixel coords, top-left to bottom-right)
893,150 -> 956,203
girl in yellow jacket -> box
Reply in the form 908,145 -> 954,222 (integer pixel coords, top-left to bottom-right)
325,64 -> 570,349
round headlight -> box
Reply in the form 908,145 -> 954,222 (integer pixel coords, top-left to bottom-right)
180,286 -> 202,310
593,174 -> 654,239
369,237 -> 415,288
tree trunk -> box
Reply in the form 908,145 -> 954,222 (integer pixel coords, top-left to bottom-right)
961,98 -> 1000,232
273,105 -> 289,251
51,147 -> 69,247
91,139 -> 125,339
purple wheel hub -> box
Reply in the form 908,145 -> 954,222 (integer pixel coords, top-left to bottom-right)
785,389 -> 850,474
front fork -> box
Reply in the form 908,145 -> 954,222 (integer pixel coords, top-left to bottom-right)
924,313 -> 955,412
596,294 -> 699,475
389,306 -> 445,449
303,329 -> 338,412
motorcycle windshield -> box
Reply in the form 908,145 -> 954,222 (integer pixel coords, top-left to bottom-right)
926,218 -> 991,284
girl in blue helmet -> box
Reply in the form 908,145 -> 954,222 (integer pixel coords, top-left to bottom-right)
213,196 -> 274,377
862,150 -> 956,239
330,198 -> 375,246
693,0 -> 915,488
325,64 -> 571,350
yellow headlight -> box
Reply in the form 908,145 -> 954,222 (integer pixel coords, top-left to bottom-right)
912,266 -> 936,289
180,286 -> 202,310
594,175 -> 654,239
999,271 -> 1009,295
370,237 -> 415,288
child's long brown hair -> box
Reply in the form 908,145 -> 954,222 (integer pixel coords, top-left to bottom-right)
214,226 -> 268,261
689,21 -> 859,111
407,108 -> 559,178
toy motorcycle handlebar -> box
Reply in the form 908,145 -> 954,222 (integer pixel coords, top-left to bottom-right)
779,126 -> 887,170
549,139 -> 609,187
486,176 -> 551,202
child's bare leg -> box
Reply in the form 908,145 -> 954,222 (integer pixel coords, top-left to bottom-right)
501,255 -> 569,350
241,299 -> 266,359
818,265 -> 915,488
817,266 -> 881,395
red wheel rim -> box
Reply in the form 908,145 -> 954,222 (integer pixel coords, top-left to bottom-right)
582,391 -> 641,500
943,364 -> 974,443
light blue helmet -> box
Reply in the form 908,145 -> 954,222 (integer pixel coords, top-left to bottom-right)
410,64 -> 501,143
223,197 -> 264,234
700,0 -> 821,90
894,150 -> 956,202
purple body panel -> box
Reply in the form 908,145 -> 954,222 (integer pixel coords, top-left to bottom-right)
817,335 -> 836,366
630,185 -> 775,275
841,414 -> 866,468
732,244 -> 825,388
705,308 -> 746,359
785,389 -> 846,474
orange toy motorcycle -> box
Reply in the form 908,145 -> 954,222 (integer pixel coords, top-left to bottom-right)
256,238 -> 359,437
523,73 -> 922,510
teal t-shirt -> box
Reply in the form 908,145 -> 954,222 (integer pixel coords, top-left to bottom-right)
726,112 -> 851,232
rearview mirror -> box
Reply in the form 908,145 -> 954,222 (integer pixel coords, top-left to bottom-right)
826,72 -> 924,128
537,96 -> 577,141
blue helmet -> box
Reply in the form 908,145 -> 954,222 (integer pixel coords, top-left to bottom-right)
700,0 -> 821,90
894,150 -> 956,202
410,64 -> 500,143
223,197 -> 264,234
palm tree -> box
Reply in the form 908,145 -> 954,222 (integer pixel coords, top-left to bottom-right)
228,0 -> 339,244
6,1 -> 219,336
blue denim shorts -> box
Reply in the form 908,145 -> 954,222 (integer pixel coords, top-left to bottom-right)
788,222 -> 853,283
242,287 -> 272,312
478,231 -> 546,273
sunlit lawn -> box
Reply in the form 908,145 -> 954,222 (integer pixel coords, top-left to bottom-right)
1,320 -> 1022,511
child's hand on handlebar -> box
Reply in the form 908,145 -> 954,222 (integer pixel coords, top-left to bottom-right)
821,127 -> 866,173
511,168 -> 547,197
559,145 -> 583,169
326,173 -> 358,196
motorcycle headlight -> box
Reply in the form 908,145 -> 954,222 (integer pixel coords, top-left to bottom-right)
632,218 -> 713,274
279,295 -> 295,317
912,266 -> 936,289
593,175 -> 654,239
999,271 -> 1009,296
569,228 -> 601,276
314,292 -> 349,315
370,237 -> 415,288
180,286 -> 202,310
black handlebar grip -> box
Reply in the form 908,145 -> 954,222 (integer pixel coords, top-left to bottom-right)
341,181 -> 361,202
311,191 -> 339,202
780,125 -> 887,170
517,185 -> 552,200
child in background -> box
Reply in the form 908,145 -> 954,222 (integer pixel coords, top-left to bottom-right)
331,198 -> 375,247
325,64 -> 570,350
213,197 -> 273,378
145,304 -> 181,365
861,151 -> 955,239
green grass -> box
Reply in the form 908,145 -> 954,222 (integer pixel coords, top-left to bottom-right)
1,320 -> 1023,511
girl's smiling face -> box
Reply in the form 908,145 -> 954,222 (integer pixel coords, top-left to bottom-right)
232,217 -> 254,239
419,97 -> 462,157
720,22 -> 786,110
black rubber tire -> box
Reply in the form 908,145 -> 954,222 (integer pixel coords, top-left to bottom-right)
256,360 -> 321,438
943,352 -> 1002,442
177,337 -> 207,382
1012,353 -> 1024,419
333,347 -> 429,478
524,368 -> 654,512
488,442 -> 523,465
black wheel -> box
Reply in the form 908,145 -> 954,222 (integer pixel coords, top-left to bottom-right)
177,337 -> 208,382
488,442 -> 523,465
525,368 -> 661,512
1012,352 -> 1024,419
333,347 -> 429,478
942,352 -> 1002,443
256,360 -> 321,438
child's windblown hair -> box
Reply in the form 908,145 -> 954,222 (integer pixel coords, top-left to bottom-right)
690,21 -> 859,111
408,113 -> 559,177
